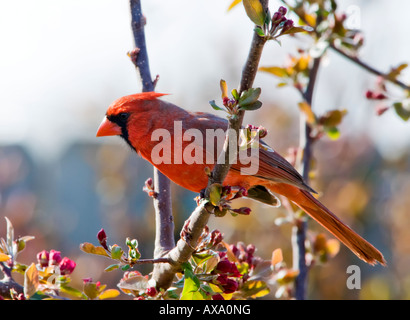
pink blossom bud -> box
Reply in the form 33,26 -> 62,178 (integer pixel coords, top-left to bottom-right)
282,19 -> 294,32
376,105 -> 389,116
375,93 -> 387,100
222,279 -> 239,294
216,274 -> 228,285
82,278 -> 93,284
59,257 -> 76,275
215,260 -> 234,273
97,228 -> 108,250
272,12 -> 282,23
36,250 -> 49,268
278,6 -> 287,16
246,244 -> 256,256
365,90 -> 374,99
146,287 -> 157,297
232,207 -> 252,215
210,230 -> 223,246
49,250 -> 62,266
212,294 -> 225,300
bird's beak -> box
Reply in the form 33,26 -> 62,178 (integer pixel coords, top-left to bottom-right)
96,117 -> 122,137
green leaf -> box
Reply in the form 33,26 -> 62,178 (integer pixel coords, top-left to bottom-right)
104,264 -> 120,272
209,100 -> 225,111
208,183 -> 222,206
254,26 -> 265,37
110,245 -> 124,260
231,89 -> 239,100
393,102 -> 410,121
83,282 -> 100,300
325,127 -> 341,140
243,0 -> 266,26
121,264 -> 131,271
181,263 -> 203,300
239,100 -> 262,111
238,87 -> 261,106
60,285 -> 87,299
79,242 -> 110,258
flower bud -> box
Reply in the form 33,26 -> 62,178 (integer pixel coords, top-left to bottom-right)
271,12 -> 282,23
210,230 -> 223,246
49,250 -> 62,266
278,6 -> 287,16
59,257 -> 76,275
212,294 -> 224,300
82,277 -> 93,284
36,250 -> 49,268
222,279 -> 239,294
215,260 -> 234,273
146,287 -> 157,297
246,244 -> 256,256
97,228 -> 108,250
232,207 -> 252,215
215,274 -> 228,285
282,19 -> 294,32
365,90 -> 374,99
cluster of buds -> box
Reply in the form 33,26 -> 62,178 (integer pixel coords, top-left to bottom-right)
222,96 -> 238,112
212,251 -> 242,296
365,77 -> 391,116
269,6 -> 294,38
365,90 -> 387,100
245,124 -> 268,139
204,182 -> 251,218
230,242 -> 260,269
36,249 -> 76,275
194,227 -> 224,252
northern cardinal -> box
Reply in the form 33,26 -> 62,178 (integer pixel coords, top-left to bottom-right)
96,92 -> 385,266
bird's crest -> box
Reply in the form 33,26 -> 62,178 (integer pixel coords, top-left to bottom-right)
106,92 -> 169,115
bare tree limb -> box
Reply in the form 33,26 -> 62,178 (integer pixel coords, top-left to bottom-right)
129,0 -> 175,262
329,43 -> 410,91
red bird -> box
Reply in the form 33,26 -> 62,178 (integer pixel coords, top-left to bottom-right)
96,92 -> 385,266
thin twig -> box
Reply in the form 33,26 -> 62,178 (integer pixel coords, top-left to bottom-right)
329,43 -> 410,91
129,0 -> 175,262
134,257 -> 170,265
293,56 -> 322,300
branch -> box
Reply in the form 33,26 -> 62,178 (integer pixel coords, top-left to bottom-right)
152,0 -> 270,290
129,0 -> 175,269
329,43 -> 410,91
0,263 -> 24,298
293,56 -> 322,300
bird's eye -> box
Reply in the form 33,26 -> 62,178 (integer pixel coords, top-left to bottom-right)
119,113 -> 129,122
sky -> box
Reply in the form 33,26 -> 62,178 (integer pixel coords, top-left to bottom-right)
0,0 -> 409,161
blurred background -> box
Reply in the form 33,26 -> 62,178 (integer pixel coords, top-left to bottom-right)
0,0 -> 409,299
